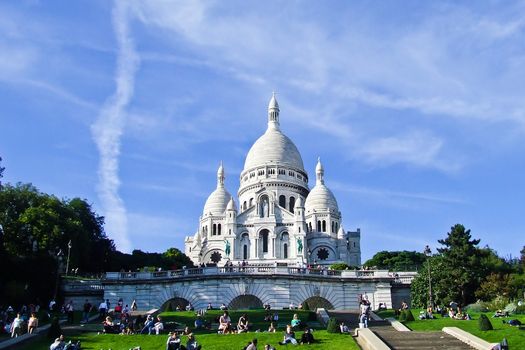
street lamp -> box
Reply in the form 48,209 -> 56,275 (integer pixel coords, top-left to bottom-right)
424,245 -> 433,310
66,240 -> 72,276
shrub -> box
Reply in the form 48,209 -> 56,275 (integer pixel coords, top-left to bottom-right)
302,301 -> 310,311
484,296 -> 509,311
329,263 -> 350,270
47,317 -> 62,339
326,317 -> 339,333
398,311 -> 407,322
478,314 -> 493,331
403,309 -> 415,322
504,302 -> 517,315
464,302 -> 489,313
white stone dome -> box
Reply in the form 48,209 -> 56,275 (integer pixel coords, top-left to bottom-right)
244,128 -> 305,171
203,187 -> 232,216
203,162 -> 232,215
305,158 -> 339,213
305,183 -> 339,213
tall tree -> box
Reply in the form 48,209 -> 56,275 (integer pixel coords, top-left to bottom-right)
364,250 -> 426,271
0,156 -> 5,189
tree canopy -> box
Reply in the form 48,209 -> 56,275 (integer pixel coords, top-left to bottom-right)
364,250 -> 426,271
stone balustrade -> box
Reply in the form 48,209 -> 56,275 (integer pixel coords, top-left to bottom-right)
104,266 -> 394,281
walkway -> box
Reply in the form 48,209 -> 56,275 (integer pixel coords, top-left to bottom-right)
327,310 -> 474,350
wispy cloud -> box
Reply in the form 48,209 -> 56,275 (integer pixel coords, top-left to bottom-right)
91,0 -> 139,252
331,181 -> 467,205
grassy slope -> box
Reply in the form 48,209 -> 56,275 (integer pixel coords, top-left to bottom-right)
17,310 -> 360,350
376,309 -> 525,349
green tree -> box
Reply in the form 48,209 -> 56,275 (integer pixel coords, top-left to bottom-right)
364,250 -> 426,271
475,273 -> 512,301
0,156 -> 5,189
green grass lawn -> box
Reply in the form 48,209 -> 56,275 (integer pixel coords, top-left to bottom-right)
16,309 -> 360,350
376,309 -> 525,349
17,330 -> 359,350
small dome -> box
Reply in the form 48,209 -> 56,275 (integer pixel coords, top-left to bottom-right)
244,128 -> 305,171
305,184 -> 339,213
305,158 -> 339,213
226,197 -> 237,211
203,162 -> 232,215
203,187 -> 232,216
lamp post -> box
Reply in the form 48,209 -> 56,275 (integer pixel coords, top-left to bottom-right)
66,240 -> 72,276
424,245 -> 433,310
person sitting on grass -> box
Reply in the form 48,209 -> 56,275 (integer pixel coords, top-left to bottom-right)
218,311 -> 232,334
166,332 -> 183,350
186,333 -> 202,350
237,314 -> 249,333
503,319 -> 522,327
103,316 -> 118,334
140,315 -> 155,334
183,326 -> 192,335
279,325 -> 298,345
153,316 -> 164,335
264,345 -> 276,350
290,314 -> 301,328
245,338 -> 258,350
300,327 -> 315,344
50,335 -> 65,350
267,322 -> 276,333
339,322 -> 350,333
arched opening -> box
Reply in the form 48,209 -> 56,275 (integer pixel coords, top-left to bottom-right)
212,224 -> 217,235
228,294 -> 263,310
322,220 -> 326,232
283,243 -> 288,259
218,223 -> 222,236
289,197 -> 295,213
317,220 -> 321,232
279,195 -> 286,208
243,245 -> 248,260
302,296 -> 334,310
161,297 -> 190,312
308,222 -> 312,232
249,198 -> 254,207
241,233 -> 250,260
243,201 -> 247,211
331,221 -> 335,233
260,229 -> 269,253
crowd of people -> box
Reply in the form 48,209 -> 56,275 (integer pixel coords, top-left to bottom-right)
0,304 -> 40,338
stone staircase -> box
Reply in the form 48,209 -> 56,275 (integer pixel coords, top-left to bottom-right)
326,310 -> 474,350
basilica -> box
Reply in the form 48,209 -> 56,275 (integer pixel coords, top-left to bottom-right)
185,94 -> 361,267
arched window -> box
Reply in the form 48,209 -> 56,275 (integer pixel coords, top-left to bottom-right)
249,198 -> 253,207
335,222 -> 338,233
317,220 -> 321,232
218,223 -> 221,235
331,221 -> 335,233
279,195 -> 286,208
261,230 -> 269,253
243,245 -> 248,260
289,197 -> 295,213
283,243 -> 288,259
243,201 -> 247,211
322,220 -> 326,232
308,222 -> 312,232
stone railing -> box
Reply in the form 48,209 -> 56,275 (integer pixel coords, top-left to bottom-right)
103,267 -> 394,281
61,280 -> 104,292
391,271 -> 418,284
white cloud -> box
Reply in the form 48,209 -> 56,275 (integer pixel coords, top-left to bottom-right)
91,0 -> 139,253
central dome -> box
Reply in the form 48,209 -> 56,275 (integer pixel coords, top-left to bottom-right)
243,94 -> 305,172
244,128 -> 305,171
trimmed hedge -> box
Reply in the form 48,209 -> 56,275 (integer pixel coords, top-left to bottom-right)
478,314 -> 493,331
326,317 -> 340,333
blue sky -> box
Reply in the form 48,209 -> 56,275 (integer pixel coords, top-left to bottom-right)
1,0 -> 524,261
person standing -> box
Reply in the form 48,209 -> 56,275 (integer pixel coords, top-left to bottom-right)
82,299 -> 92,323
131,299 -> 137,311
98,299 -> 107,319
65,301 -> 74,324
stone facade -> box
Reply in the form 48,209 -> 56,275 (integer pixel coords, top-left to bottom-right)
185,94 -> 361,267
102,268 -> 394,312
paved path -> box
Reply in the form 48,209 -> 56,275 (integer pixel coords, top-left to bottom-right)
327,310 -> 474,350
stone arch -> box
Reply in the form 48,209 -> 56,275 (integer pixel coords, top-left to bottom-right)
203,249 -> 224,264
228,294 -> 264,310
302,296 -> 334,310
161,297 -> 190,312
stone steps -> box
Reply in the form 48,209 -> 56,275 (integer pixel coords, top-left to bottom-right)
328,310 -> 474,350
